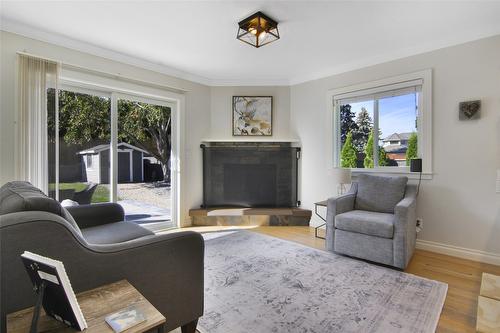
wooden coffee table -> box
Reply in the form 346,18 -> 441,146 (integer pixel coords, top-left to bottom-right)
7,280 -> 166,333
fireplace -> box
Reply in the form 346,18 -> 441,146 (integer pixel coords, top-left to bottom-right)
201,142 -> 300,208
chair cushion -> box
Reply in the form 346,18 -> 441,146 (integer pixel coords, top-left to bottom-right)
335,210 -> 395,238
81,222 -> 154,244
355,174 -> 408,213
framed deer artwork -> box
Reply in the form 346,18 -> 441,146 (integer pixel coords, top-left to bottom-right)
232,96 -> 273,136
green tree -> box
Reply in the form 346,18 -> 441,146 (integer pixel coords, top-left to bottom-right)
340,132 -> 357,168
48,90 -> 172,183
118,100 -> 172,182
406,132 -> 418,166
340,104 -> 358,146
364,131 -> 389,168
47,90 -> 112,144
363,131 -> 374,168
378,146 -> 389,166
352,107 -> 372,151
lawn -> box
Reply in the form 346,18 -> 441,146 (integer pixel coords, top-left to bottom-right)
50,182 -> 111,203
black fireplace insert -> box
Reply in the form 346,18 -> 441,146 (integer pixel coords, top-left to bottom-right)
201,142 -> 300,208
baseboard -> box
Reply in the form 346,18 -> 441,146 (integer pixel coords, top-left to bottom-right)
416,239 -> 500,266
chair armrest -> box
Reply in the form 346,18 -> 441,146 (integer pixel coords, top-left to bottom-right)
66,202 -> 125,229
393,184 -> 418,269
325,183 -> 357,251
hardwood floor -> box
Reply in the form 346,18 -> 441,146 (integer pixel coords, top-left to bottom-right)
179,225 -> 500,333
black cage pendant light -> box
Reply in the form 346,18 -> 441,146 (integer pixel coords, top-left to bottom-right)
237,11 -> 280,48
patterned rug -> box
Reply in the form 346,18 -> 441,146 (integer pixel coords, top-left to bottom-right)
198,231 -> 447,333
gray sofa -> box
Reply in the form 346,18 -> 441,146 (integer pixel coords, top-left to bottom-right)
326,174 -> 417,269
0,181 -> 204,333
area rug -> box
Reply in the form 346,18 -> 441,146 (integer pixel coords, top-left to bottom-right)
198,231 -> 447,333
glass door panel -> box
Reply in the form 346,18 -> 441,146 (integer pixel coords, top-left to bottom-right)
49,88 -> 111,204
116,96 -> 174,231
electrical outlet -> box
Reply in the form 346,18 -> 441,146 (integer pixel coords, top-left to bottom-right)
416,218 -> 423,233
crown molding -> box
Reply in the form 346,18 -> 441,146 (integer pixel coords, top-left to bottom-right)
289,30 -> 500,85
2,18 -> 499,87
0,18 -> 213,86
209,78 -> 291,86
0,18 -> 292,87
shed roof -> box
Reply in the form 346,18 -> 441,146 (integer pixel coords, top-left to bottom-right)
78,142 -> 150,155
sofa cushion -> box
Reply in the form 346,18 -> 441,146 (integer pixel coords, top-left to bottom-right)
0,181 -> 83,236
81,222 -> 154,244
354,174 -> 408,213
335,210 -> 395,238
0,181 -> 62,216
60,207 -> 83,236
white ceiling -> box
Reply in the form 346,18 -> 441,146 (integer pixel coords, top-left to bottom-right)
1,1 -> 500,86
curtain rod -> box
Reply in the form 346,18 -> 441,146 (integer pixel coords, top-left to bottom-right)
16,51 -> 188,94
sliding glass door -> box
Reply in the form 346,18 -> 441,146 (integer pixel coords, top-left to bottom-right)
48,87 -> 175,230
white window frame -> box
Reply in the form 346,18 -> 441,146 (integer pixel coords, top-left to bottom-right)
326,70 -> 432,178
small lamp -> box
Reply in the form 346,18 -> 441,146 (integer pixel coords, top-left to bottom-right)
410,158 -> 422,196
332,168 -> 352,195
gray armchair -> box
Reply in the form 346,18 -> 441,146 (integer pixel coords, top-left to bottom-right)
326,174 -> 417,269
0,181 -> 204,333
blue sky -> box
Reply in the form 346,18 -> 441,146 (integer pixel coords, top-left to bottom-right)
348,93 -> 417,141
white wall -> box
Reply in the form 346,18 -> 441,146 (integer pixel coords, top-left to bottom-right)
2,30 -> 499,258
0,31 -> 211,226
290,35 -> 500,256
209,86 -> 292,140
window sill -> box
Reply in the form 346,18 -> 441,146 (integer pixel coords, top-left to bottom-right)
350,168 -> 433,180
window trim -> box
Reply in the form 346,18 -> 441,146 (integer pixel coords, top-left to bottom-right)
326,69 -> 432,176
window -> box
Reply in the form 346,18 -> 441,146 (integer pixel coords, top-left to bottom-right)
329,70 -> 432,174
86,155 -> 93,168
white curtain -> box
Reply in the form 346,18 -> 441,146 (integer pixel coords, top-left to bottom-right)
16,54 -> 58,193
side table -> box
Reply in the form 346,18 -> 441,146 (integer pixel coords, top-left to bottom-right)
314,200 -> 328,239
7,280 -> 166,333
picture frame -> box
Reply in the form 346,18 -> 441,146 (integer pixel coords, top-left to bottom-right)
232,96 -> 273,136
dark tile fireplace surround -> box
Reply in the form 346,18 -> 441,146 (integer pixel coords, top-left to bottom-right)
200,141 -> 300,208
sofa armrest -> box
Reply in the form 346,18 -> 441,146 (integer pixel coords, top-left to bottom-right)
82,231 -> 205,331
325,183 -> 357,251
66,202 -> 125,229
1,215 -> 204,332
393,184 -> 418,269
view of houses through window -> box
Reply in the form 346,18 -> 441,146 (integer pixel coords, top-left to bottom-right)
339,89 -> 419,168
47,88 -> 173,231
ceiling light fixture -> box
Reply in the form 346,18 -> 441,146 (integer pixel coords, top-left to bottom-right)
237,11 -> 280,48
